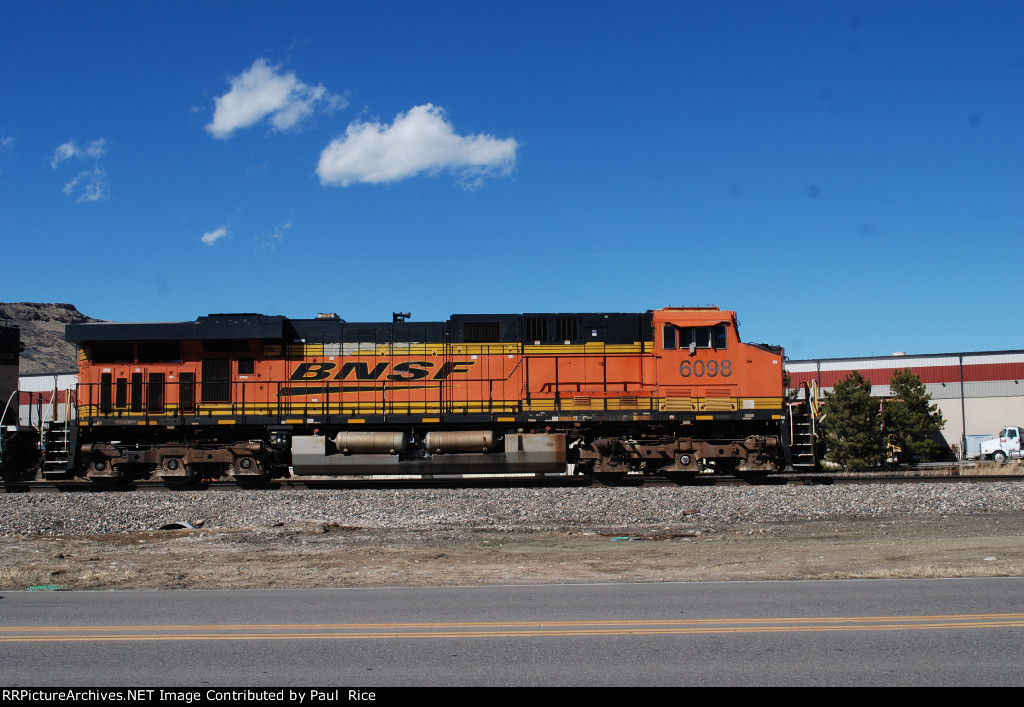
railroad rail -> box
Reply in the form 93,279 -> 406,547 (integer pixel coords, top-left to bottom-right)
4,464 -> 1022,493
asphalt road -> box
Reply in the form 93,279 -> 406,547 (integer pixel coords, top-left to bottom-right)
2,578 -> 1023,686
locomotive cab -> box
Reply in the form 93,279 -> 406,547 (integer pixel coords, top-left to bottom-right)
637,307 -> 785,477
652,307 -> 782,416
654,308 -> 736,411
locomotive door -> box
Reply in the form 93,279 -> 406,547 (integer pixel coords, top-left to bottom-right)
440,340 -> 453,416
388,324 -> 442,418
176,369 -> 197,417
437,341 -> 475,416
97,365 -> 166,419
200,359 -> 231,415
337,326 -> 387,418
97,366 -> 132,416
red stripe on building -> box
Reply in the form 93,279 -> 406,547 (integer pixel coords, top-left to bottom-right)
788,361 -> 1024,387
19,390 -> 73,405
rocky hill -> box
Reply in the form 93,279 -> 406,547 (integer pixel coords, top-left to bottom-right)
0,302 -> 100,374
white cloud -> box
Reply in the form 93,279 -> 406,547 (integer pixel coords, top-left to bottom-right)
316,104 -> 517,188
51,139 -> 107,169
201,225 -> 231,246
51,139 -> 110,202
62,167 -> 110,202
206,59 -> 345,139
257,219 -> 292,251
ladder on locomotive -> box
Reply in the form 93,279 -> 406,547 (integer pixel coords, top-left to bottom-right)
786,382 -> 820,471
39,385 -> 76,479
40,420 -> 76,479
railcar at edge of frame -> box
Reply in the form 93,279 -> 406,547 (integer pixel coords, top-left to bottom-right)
0,324 -> 42,480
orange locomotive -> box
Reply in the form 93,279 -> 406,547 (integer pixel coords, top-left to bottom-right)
63,306 -> 787,484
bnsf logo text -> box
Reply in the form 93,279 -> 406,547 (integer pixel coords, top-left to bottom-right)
289,360 -> 476,382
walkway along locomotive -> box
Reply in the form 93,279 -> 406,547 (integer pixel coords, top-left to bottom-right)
25,306 -> 815,485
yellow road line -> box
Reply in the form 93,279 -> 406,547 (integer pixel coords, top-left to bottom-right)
3,613 -> 1023,642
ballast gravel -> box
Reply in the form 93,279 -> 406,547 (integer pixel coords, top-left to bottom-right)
2,483 -> 1022,537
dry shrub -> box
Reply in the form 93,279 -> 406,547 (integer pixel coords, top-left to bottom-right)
810,564 -> 1024,580
0,568 -> 54,589
946,460 -> 1024,476
75,568 -> 141,587
0,566 -> 142,590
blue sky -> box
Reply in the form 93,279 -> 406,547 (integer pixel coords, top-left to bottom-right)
1,1 -> 1021,359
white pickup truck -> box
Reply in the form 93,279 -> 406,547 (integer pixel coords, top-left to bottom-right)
978,426 -> 1024,462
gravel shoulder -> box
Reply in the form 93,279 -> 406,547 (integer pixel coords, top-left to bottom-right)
3,483 -> 1024,590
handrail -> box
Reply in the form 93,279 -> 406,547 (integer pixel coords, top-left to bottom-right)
0,388 -> 16,428
0,388 -> 17,455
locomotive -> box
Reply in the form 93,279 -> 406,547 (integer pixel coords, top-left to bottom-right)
14,306 -> 807,485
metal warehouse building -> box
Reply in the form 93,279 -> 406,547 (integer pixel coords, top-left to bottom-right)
786,351 -> 1024,459
17,371 -> 77,426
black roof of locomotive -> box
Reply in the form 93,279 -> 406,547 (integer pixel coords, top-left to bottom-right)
66,313 -> 287,342
66,311 -> 655,345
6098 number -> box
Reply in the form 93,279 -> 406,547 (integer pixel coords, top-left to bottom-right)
680,360 -> 731,377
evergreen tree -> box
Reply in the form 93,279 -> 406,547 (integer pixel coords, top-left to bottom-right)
820,371 -> 884,470
884,368 -> 946,462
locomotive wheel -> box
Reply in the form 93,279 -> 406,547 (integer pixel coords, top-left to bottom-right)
232,457 -> 273,487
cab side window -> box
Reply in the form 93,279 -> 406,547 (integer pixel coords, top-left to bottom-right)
675,325 -> 728,350
713,324 -> 727,349
662,325 -> 676,350
661,323 -> 729,351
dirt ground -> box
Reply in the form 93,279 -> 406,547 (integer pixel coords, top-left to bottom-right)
4,512 -> 1024,590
